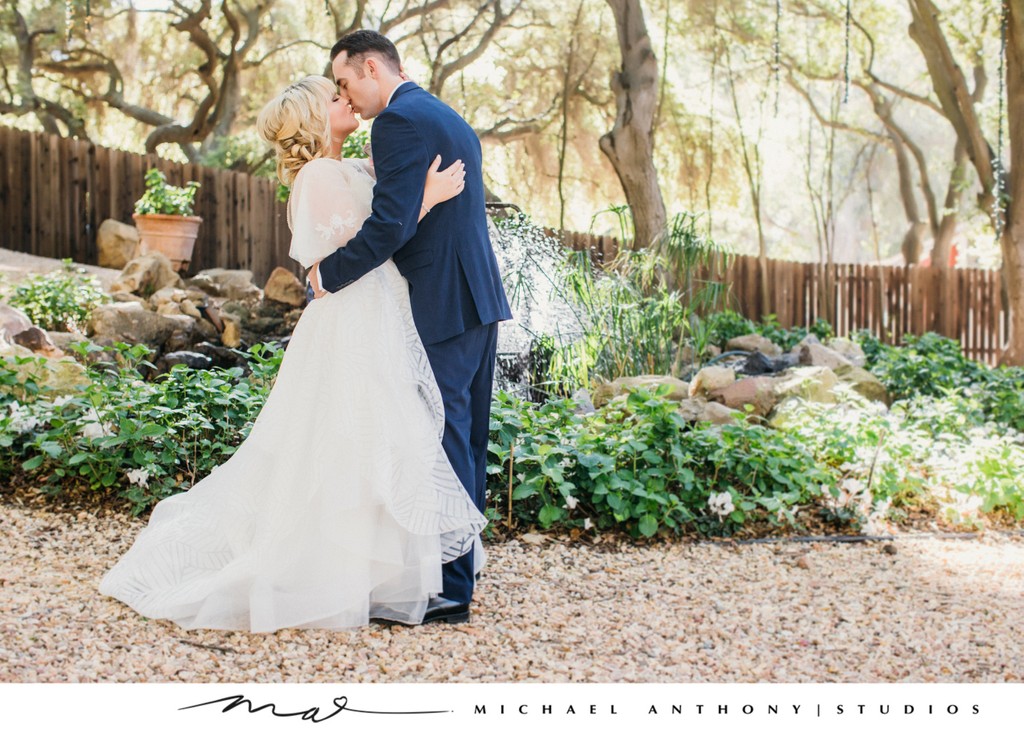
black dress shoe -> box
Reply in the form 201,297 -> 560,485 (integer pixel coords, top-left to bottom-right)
423,596 -> 470,624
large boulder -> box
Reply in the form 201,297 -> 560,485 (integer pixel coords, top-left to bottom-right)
827,337 -> 868,367
677,398 -> 740,425
791,334 -> 822,351
688,365 -> 736,398
834,364 -> 890,405
0,304 -> 34,344
771,365 -> 839,404
725,333 -> 783,357
12,326 -> 63,358
87,301 -> 190,350
186,268 -> 262,302
46,330 -> 95,354
96,219 -> 140,269
1,343 -> 90,396
110,252 -> 184,297
798,342 -> 853,371
264,266 -> 306,308
708,376 -> 778,417
592,374 -> 690,407
0,305 -> 63,358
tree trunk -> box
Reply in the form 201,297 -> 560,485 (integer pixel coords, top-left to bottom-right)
1001,1 -> 1024,365
599,0 -> 667,250
908,0 -> 996,213
931,141 -> 968,268
901,222 -> 929,264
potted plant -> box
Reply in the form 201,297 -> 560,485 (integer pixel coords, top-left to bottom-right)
132,168 -> 202,273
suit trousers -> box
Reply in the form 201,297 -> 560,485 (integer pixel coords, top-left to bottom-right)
423,321 -> 499,605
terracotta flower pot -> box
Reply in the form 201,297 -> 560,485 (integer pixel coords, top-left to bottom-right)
132,213 -> 202,273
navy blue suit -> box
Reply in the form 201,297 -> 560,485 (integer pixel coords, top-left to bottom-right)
317,82 -> 511,605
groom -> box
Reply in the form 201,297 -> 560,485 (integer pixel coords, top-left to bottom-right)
308,30 -> 511,624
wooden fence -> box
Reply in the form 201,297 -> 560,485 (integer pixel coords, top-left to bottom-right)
0,126 -> 1011,364
0,126 -> 294,285
555,231 -> 1010,366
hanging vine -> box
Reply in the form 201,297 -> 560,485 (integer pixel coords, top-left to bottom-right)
843,0 -> 852,103
63,0 -> 92,43
705,0 -> 720,234
994,0 -> 1009,240
64,0 -> 75,43
773,0 -> 782,115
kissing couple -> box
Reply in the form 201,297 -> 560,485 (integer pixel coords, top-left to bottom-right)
99,30 -> 512,632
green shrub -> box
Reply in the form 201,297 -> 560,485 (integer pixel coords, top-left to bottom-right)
1,341 -> 282,514
488,388 -> 835,538
703,310 -> 832,352
855,330 -> 1024,432
863,332 -> 986,399
6,260 -> 110,331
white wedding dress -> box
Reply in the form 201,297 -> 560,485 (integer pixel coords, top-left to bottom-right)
99,157 -> 486,632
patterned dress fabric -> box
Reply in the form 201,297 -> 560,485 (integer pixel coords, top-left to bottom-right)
98,158 -> 486,631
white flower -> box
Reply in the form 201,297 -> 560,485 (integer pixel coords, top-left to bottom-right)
708,491 -> 735,518
565,494 -> 578,510
583,518 -> 593,530
51,395 -> 73,408
79,407 -> 113,439
7,401 -> 41,434
79,422 -> 106,439
126,468 -> 150,489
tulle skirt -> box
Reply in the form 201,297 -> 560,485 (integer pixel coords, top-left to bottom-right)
99,261 -> 486,631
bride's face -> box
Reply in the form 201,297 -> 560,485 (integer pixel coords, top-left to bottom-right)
328,90 -> 358,141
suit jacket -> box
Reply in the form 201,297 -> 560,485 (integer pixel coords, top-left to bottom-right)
316,82 -> 511,345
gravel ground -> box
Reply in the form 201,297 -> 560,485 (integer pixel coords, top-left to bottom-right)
2,499 -> 1022,684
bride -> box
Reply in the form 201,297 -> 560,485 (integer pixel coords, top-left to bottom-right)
98,75 -> 486,632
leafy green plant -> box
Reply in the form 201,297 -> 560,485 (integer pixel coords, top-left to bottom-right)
702,309 -> 833,352
854,330 -> 1024,431
134,168 -> 200,216
487,388 -> 835,538
343,128 -> 371,160
1,341 -> 282,514
6,260 -> 110,331
862,331 -> 985,399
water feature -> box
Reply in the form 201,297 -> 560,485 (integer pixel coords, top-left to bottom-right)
488,212 -> 588,402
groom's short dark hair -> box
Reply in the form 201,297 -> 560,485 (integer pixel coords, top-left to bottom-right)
331,30 -> 401,74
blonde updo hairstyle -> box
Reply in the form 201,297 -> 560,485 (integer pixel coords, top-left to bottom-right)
256,75 -> 336,186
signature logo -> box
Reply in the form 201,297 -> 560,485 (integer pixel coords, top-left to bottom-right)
181,694 -> 450,723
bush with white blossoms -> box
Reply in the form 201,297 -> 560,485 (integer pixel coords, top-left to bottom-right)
772,390 -> 1024,526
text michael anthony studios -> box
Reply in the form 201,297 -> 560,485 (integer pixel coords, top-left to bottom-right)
468,700 -> 981,718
